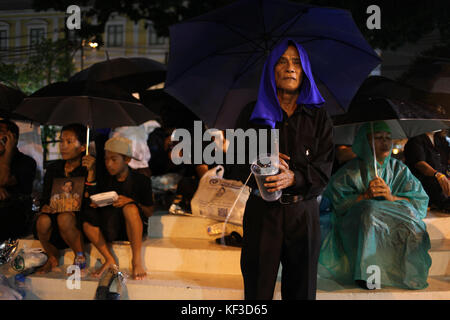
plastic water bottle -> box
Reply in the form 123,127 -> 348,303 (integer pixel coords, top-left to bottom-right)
14,274 -> 27,298
74,252 -> 86,270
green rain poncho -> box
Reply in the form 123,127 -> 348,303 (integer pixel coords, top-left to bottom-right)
318,122 -> 432,289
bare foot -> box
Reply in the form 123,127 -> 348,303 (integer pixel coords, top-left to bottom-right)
91,259 -> 117,278
36,255 -> 59,274
132,262 -> 147,280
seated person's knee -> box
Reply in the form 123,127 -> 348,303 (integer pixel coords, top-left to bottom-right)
36,214 -> 52,234
56,212 -> 75,231
122,203 -> 139,217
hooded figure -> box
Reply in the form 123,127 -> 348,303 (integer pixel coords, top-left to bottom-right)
227,39 -> 334,300
318,121 -> 432,290
250,39 -> 325,128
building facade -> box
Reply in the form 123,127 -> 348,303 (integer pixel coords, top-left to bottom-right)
0,1 -> 169,72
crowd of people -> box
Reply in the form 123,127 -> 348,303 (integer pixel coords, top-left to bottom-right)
0,41 -> 449,298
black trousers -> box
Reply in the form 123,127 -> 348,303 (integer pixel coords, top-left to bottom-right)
240,194 -> 321,300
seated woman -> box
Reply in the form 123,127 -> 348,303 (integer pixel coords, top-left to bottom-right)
33,123 -> 96,274
318,121 -> 432,290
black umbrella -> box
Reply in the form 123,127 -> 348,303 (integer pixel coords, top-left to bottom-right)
0,83 -> 26,119
139,89 -> 199,129
332,76 -> 450,145
351,75 -> 450,116
14,81 -> 159,155
69,57 -> 167,93
333,97 -> 450,145
402,62 -> 450,94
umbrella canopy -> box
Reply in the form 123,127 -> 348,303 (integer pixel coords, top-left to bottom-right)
333,83 -> 450,146
351,75 -> 450,116
69,57 -> 167,93
14,81 -> 158,129
333,98 -> 450,145
402,62 -> 450,94
0,83 -> 26,119
165,0 -> 381,129
139,89 -> 199,129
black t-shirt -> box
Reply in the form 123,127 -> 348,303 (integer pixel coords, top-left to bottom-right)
42,160 -> 87,206
97,168 -> 153,207
225,102 -> 334,200
404,134 -> 448,178
7,149 -> 36,196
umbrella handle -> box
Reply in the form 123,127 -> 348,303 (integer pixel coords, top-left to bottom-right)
371,122 -> 378,178
86,126 -> 90,156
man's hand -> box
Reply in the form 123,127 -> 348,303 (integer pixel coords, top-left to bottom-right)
436,174 -> 450,197
113,195 -> 135,208
366,177 -> 394,201
264,153 -> 295,192
0,187 -> 10,201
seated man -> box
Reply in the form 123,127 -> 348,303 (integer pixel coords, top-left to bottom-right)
318,121 -> 432,290
404,130 -> 450,211
0,119 -> 36,241
82,136 -> 154,280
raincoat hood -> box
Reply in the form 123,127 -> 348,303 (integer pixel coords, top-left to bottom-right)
352,121 -> 392,171
250,39 -> 325,128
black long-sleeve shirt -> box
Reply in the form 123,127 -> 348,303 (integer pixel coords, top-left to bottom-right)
225,102 -> 334,200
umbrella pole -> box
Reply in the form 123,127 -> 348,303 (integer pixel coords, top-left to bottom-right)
371,122 -> 378,178
86,126 -> 90,156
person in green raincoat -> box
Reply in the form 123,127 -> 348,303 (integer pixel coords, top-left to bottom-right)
318,121 -> 432,290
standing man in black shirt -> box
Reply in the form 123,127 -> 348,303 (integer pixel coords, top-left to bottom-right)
404,131 -> 450,211
227,40 -> 334,300
0,119 -> 36,241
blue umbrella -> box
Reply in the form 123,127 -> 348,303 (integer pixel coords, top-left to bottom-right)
165,0 -> 381,129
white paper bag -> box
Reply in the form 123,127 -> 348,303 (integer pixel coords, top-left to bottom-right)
190,165 -> 250,225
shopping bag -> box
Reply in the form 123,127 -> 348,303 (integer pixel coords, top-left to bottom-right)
190,165 -> 250,225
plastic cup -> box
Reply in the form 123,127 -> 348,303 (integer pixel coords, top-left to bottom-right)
251,154 -> 281,202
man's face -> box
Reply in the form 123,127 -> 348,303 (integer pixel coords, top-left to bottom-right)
274,45 -> 303,92
104,150 -> 129,176
368,131 -> 392,161
62,182 -> 73,193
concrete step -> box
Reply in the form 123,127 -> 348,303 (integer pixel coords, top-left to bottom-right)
148,212 -> 242,240
425,209 -> 450,241
17,238 -> 242,276
15,238 -> 450,277
0,265 -> 245,300
149,209 -> 449,241
1,264 -> 449,300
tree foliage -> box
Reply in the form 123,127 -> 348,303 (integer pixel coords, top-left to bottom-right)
32,0 -> 450,51
0,39 -> 75,94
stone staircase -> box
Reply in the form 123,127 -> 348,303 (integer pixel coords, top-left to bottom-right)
1,209 -> 449,300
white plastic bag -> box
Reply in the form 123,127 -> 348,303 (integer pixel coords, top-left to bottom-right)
190,165 -> 250,225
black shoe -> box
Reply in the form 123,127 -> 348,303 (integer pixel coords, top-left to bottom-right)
216,231 -> 243,247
